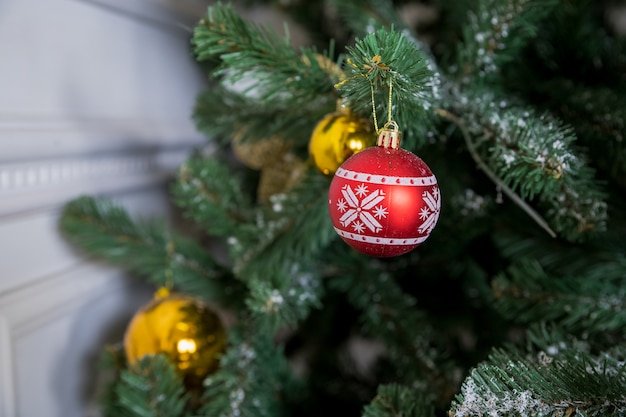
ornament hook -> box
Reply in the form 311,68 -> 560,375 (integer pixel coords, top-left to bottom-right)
377,120 -> 402,149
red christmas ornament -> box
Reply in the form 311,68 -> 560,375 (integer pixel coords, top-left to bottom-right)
328,122 -> 440,257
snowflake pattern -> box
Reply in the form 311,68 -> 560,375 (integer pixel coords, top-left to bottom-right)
334,182 -> 440,237
336,183 -> 387,233
418,186 -> 441,234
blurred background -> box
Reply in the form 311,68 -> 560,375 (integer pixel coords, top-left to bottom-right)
0,1 -> 210,416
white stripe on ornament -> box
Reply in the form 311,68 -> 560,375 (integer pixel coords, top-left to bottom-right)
335,167 -> 437,186
334,227 -> 429,245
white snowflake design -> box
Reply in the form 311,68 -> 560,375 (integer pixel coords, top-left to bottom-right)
418,186 -> 441,234
336,183 -> 387,233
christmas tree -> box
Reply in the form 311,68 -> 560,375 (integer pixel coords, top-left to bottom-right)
60,1 -> 626,416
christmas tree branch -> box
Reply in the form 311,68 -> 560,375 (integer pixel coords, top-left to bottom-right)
514,78 -> 626,184
436,108 -> 556,238
362,384 -> 435,417
193,2 -> 338,102
60,196 -> 239,304
492,257 -> 626,334
448,92 -> 607,241
173,156 -> 256,238
200,320 -> 297,417
244,261 -> 324,328
454,0 -> 558,84
116,354 -> 190,417
236,173 -> 333,327
329,261 -> 457,406
335,27 -> 440,150
175,157 -> 327,328
553,84 -> 626,179
193,86 -> 334,148
482,2 -> 626,186
330,0 -> 438,68
234,171 -> 335,275
191,2 -> 344,150
449,327 -> 626,417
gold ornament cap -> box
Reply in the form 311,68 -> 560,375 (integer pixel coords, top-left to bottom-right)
377,121 -> 402,149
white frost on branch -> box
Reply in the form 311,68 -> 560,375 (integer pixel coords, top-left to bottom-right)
454,189 -> 488,216
452,378 -> 551,417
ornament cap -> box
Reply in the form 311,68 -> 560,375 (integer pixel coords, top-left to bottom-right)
155,286 -> 171,299
377,121 -> 402,149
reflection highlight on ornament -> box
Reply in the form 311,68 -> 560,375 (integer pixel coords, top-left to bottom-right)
390,187 -> 415,210
177,338 -> 198,354
347,138 -> 367,152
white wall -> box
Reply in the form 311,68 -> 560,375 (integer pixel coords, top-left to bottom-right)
0,1 -> 209,416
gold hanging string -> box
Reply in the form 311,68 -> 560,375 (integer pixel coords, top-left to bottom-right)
370,75 -> 395,134
387,76 -> 393,125
154,239 -> 176,299
370,79 -> 379,133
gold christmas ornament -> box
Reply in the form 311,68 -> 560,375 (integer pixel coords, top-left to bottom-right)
309,110 -> 375,175
124,288 -> 226,384
230,130 -> 307,204
232,131 -> 292,170
257,153 -> 308,203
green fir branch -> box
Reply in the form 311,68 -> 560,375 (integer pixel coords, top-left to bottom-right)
98,345 -> 134,417
191,2 -> 342,153
329,260 -> 456,406
234,171 -> 335,275
527,0 -> 626,82
199,321 -> 296,417
493,230 -> 625,276
60,196 -> 236,303
437,107 -> 557,238
235,172 -> 333,327
449,93 -> 607,241
454,0 -> 558,84
362,384 -> 435,417
551,83 -> 626,178
193,2 -> 337,102
449,328 -> 626,417
492,257 -> 626,334
331,0 -> 401,36
331,0 -> 439,69
462,99 -> 577,200
336,27 -> 439,150
497,2 -> 626,185
173,155 -> 256,238
177,157 -> 332,328
513,78 -> 626,184
192,85 -> 334,149
116,354 -> 190,417
245,263 -> 324,329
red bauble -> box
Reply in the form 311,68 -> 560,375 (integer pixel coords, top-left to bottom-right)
328,125 -> 440,257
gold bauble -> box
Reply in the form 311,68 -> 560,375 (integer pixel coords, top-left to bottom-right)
123,289 -> 226,384
257,153 -> 308,204
232,132 -> 292,170
309,112 -> 375,175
